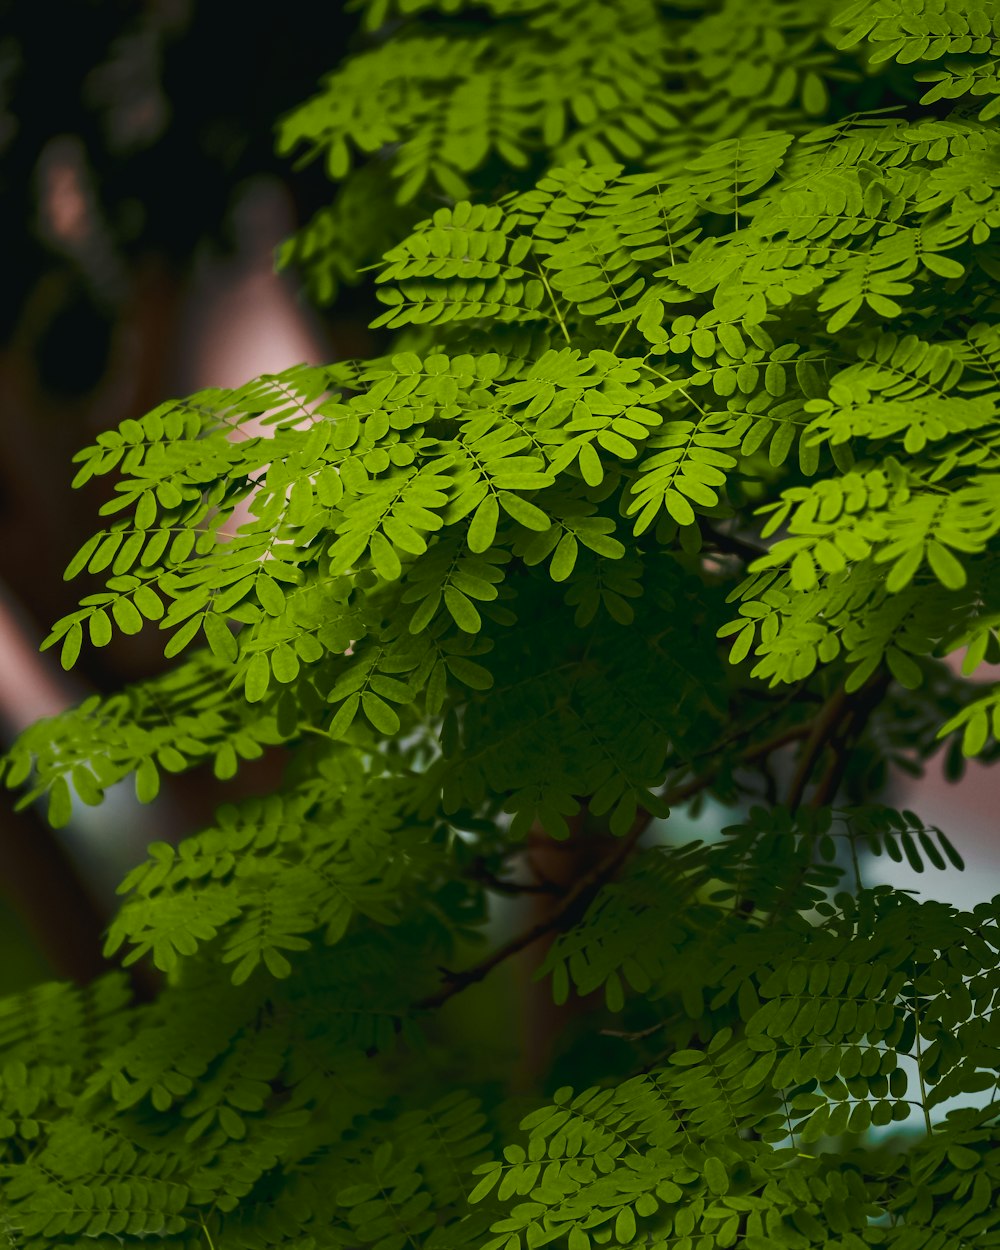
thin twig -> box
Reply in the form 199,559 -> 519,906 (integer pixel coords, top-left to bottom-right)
468,856 -> 561,896
535,267 -> 572,345
683,697 -> 809,769
808,673 -> 890,810
410,698 -> 834,1017
600,1019 -> 671,1041
910,969 -> 935,1136
762,672 -> 891,928
611,319 -> 635,354
785,686 -> 852,813
414,811 -> 650,1011
671,715 -> 814,806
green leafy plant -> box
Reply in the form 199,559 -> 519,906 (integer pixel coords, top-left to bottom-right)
2,0 -> 1000,1245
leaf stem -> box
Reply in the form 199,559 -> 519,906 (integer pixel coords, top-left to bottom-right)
535,266 -> 572,345
611,319 -> 635,354
910,973 -> 934,1136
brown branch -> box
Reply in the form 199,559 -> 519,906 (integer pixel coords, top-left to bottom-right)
414,810 -> 652,1011
683,699 -> 809,769
600,1019 -> 672,1041
410,699 -> 835,1018
669,715 -> 814,807
786,672 -> 891,813
784,686 -> 852,813
808,671 -> 890,810
756,671 -> 892,932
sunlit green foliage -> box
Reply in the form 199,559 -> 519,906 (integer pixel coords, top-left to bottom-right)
1,0 -> 1000,1246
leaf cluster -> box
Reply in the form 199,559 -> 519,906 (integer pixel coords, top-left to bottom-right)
2,1 -> 1000,1247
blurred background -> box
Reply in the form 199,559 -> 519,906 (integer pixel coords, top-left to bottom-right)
0,0 -> 996,1041
0,0 -> 378,992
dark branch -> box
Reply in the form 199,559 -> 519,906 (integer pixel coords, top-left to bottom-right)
467,855 -> 562,896
414,812 -> 650,1011
808,672 -> 891,810
600,1019 -> 671,1041
413,712 -> 815,1015
785,685 -> 852,813
697,520 -> 767,563
786,672 -> 891,813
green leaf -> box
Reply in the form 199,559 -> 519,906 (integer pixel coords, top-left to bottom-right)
922,253 -> 964,279
112,531 -> 146,576
468,494 -> 500,553
135,758 -> 160,804
790,550 -> 817,590
262,948 -> 293,979
936,829 -> 965,871
48,776 -> 73,829
64,532 -> 103,581
764,362 -> 786,397
664,490 -> 695,526
230,955 -> 258,986
925,541 -> 966,590
89,532 -> 124,574
112,597 -> 144,636
369,675 -> 413,703
329,530 -> 371,574
614,1209 -> 635,1244
271,643 -> 301,684
826,297 -> 862,334
498,491 -> 550,531
133,584 -> 164,620
163,614 -> 203,659
604,971 -> 625,1012
370,531 -> 403,580
409,590 -> 441,634
60,623 -> 83,671
447,656 -> 493,689
88,609 -> 112,648
338,1184 -> 382,1208
328,693 -> 361,738
549,534 -> 578,582
245,653 -> 271,703
729,622 -> 755,664
156,745 -> 187,775
670,1049 -> 705,1066
135,491 -> 157,530
578,441 -> 604,487
204,612 -> 239,663
886,647 -> 922,690
885,545 -> 924,593
257,573 -> 287,616
445,586 -> 482,632
214,742 -> 238,780
362,691 -> 401,734
962,709 -> 988,756
597,430 -> 637,459
802,70 -> 827,114
468,1167 -> 502,1205
704,1157 -> 729,1196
